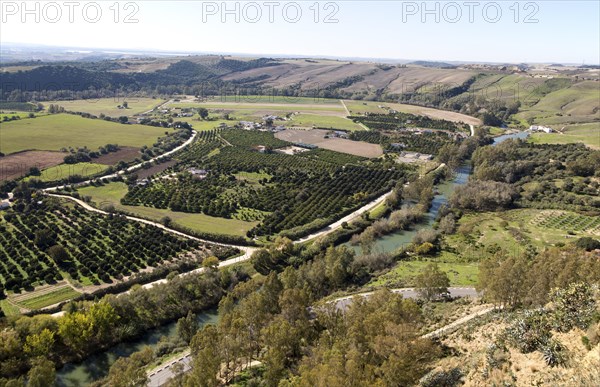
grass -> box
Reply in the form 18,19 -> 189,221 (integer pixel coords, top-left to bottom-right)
43,97 -> 166,117
0,299 -> 20,316
0,114 -> 169,154
234,171 -> 272,184
369,259 -> 479,287
528,123 -> 600,149
13,286 -> 81,310
78,182 -> 257,237
284,113 -> 364,131
25,162 -> 109,182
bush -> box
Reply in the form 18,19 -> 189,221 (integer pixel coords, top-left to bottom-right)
419,368 -> 463,387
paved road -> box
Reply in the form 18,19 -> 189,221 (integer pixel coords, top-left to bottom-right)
147,351 -> 193,387
331,287 -> 479,312
294,189 -> 394,244
43,130 -> 198,192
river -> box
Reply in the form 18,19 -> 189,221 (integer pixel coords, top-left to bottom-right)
56,311 -> 218,387
346,130 -> 528,254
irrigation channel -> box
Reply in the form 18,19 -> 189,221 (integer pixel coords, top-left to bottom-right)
56,131 -> 527,386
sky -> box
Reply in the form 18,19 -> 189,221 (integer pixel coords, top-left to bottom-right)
1,0 -> 599,64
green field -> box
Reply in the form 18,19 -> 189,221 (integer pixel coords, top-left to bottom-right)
444,209 -> 599,260
13,286 -> 81,310
78,182 -> 257,237
369,259 -> 479,287
26,162 -> 109,182
514,80 -> 600,127
43,97 -> 166,117
284,113 -> 364,131
0,114 -> 169,154
528,123 -> 600,149
0,299 -> 20,316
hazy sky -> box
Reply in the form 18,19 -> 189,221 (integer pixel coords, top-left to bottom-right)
1,1 -> 599,63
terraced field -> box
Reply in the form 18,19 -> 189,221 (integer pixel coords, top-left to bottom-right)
530,210 -> 600,236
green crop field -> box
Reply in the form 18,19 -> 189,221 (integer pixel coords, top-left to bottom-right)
43,97 -> 166,117
78,182 -> 257,237
284,113 -> 364,131
528,123 -> 600,149
0,114 -> 169,155
25,162 -> 109,182
13,286 -> 81,310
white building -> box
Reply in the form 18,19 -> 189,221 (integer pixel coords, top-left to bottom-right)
529,125 -> 554,133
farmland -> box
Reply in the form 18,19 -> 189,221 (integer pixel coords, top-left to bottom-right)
0,151 -> 65,182
0,114 -> 169,155
77,182 -> 258,237
92,128 -> 408,240
275,128 -> 383,157
42,97 -> 166,117
25,162 -> 108,182
0,197 -> 204,292
9,283 -> 81,310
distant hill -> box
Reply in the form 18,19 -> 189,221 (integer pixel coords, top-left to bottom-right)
408,60 -> 457,69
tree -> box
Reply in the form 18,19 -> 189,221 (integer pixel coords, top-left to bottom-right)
122,101 -> 129,109
26,358 -> 55,387
28,167 -> 41,176
107,354 -> 150,387
47,245 -> 70,267
188,325 -> 221,387
202,256 -> 220,271
24,329 -> 55,358
176,311 -> 198,344
160,216 -> 172,226
478,253 -> 528,308
198,108 -> 209,120
415,263 -> 450,301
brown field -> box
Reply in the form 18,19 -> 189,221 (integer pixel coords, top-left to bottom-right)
94,147 -> 141,165
344,100 -> 481,126
275,129 -> 383,158
136,160 -> 177,179
0,151 -> 65,181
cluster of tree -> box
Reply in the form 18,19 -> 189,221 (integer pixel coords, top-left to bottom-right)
450,180 -> 520,211
350,112 -> 464,132
163,247 -> 442,386
477,246 -> 600,308
46,104 -> 65,114
61,143 -> 120,164
0,265 -> 248,382
467,140 -> 600,212
0,58 -> 282,102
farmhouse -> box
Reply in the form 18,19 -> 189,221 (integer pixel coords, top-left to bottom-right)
529,125 -> 554,133
188,168 -> 209,178
0,201 -> 10,210
397,151 -> 433,163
